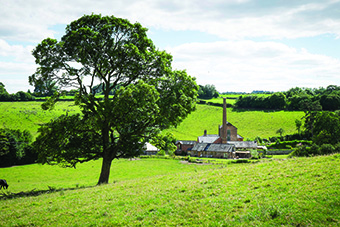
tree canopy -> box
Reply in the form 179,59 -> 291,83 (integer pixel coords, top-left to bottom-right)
198,84 -> 219,99
29,14 -> 198,184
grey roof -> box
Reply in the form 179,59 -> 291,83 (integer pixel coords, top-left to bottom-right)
176,140 -> 196,145
192,143 -> 209,152
197,135 -> 219,143
192,143 -> 235,153
227,141 -> 257,149
206,144 -> 235,153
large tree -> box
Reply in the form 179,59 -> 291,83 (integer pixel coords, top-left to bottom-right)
29,14 -> 198,184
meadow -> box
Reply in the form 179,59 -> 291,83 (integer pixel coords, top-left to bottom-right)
0,101 -> 80,138
0,101 -> 304,141
1,155 -> 339,226
164,104 -> 304,140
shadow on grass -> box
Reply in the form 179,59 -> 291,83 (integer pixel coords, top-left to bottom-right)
0,185 -> 97,201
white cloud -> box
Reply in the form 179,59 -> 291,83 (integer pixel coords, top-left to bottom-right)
1,0 -> 340,93
2,0 -> 340,42
167,40 -> 340,92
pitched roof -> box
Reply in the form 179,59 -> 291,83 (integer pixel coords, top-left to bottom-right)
197,135 -> 219,143
145,143 -> 159,151
192,143 -> 235,153
192,143 -> 208,152
227,141 -> 257,149
206,144 -> 235,153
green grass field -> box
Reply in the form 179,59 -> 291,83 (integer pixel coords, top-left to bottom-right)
1,155 -> 339,226
0,101 -> 304,141
0,101 -> 80,138
165,104 -> 304,140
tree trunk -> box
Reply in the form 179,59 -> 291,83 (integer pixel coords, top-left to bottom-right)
97,155 -> 112,185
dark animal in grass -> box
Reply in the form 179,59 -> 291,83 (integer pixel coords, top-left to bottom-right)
0,179 -> 8,189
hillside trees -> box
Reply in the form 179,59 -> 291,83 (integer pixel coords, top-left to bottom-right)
234,85 -> 340,111
29,14 -> 198,185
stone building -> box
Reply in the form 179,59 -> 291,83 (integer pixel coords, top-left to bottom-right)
191,98 -> 255,158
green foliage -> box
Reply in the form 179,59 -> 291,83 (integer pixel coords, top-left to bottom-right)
306,111 -> 340,145
150,132 -> 177,156
0,128 -> 35,167
267,140 -> 312,149
198,84 -> 219,99
29,14 -> 198,184
235,92 -> 286,109
0,82 -> 34,101
289,142 -> 340,157
276,128 -> 285,138
33,114 -> 102,168
234,85 -> 340,111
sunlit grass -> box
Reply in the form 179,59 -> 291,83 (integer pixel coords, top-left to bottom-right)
1,155 -> 339,226
165,104 -> 304,140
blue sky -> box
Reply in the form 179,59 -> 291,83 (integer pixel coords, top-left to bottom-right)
1,0 -> 340,93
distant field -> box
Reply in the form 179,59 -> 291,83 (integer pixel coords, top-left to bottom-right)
0,101 -> 304,140
199,94 -> 272,105
1,155 -> 339,226
165,104 -> 304,140
0,101 -> 80,138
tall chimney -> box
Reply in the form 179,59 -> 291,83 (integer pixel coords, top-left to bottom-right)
204,130 -> 207,136
221,97 -> 227,144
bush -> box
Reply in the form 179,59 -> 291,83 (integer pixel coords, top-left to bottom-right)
267,140 -> 312,149
250,150 -> 259,159
0,129 -> 36,167
320,144 -> 335,155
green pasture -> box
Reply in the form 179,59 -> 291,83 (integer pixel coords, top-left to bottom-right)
0,101 -> 80,138
1,155 -> 339,226
0,101 -> 304,141
165,104 -> 304,140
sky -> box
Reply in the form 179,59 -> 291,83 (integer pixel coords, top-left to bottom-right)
1,0 -> 340,93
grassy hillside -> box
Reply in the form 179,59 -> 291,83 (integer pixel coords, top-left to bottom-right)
0,101 -> 80,138
0,101 -> 304,140
1,155 -> 339,226
165,104 -> 304,140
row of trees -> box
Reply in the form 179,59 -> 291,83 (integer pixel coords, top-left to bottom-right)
0,82 -> 35,101
235,85 -> 340,111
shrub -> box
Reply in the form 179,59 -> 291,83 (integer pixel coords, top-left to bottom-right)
0,129 -> 36,167
250,150 -> 259,159
319,144 -> 335,155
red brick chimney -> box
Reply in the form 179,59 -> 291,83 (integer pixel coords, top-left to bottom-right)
221,97 -> 227,144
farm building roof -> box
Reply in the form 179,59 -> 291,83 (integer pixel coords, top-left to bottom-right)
192,143 -> 208,152
206,144 -> 235,153
197,135 -> 220,143
227,141 -> 257,149
192,143 -> 235,153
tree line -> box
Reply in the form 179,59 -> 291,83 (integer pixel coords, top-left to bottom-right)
235,85 -> 340,111
0,82 -> 35,101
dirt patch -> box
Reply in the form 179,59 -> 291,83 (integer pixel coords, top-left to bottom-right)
179,160 -> 211,165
